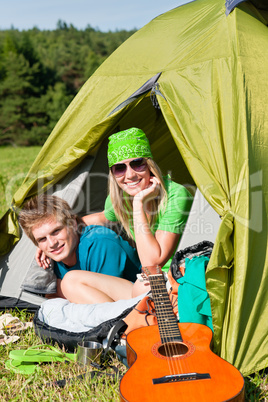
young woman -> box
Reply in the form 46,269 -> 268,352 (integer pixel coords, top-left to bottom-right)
36,128 -> 193,302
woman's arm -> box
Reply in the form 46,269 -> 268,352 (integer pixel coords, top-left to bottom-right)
133,198 -> 180,267
132,177 -> 180,267
82,211 -> 109,226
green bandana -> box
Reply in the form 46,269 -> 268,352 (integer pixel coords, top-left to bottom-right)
107,128 -> 153,167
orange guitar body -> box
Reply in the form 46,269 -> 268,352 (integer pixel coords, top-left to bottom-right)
120,322 -> 245,402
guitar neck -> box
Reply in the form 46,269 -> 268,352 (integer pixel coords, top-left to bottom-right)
148,273 -> 182,343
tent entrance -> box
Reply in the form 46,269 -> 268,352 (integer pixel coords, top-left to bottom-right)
105,90 -> 196,191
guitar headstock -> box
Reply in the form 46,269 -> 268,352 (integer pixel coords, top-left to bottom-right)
142,265 -> 162,278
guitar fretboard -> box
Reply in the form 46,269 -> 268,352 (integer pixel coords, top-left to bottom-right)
148,274 -> 182,344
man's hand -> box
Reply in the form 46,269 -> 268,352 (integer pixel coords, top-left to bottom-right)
36,247 -> 51,269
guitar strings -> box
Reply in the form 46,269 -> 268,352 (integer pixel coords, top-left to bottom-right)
150,272 -> 190,378
158,274 -> 181,376
157,274 -> 181,376
150,273 -> 179,376
150,274 -> 175,376
145,270 -> 172,374
146,267 -> 183,376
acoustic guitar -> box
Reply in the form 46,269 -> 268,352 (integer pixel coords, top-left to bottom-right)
120,266 -> 245,402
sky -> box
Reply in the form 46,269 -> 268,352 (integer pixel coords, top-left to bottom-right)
0,0 -> 191,32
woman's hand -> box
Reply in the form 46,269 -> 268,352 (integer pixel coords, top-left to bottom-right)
133,176 -> 161,206
82,211 -> 109,226
36,248 -> 51,269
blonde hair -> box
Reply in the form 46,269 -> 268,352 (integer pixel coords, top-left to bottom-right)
19,194 -> 84,246
109,158 -> 167,240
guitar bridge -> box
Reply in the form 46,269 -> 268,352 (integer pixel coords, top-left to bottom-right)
152,372 -> 211,384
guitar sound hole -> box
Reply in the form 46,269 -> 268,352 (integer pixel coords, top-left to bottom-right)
158,342 -> 189,358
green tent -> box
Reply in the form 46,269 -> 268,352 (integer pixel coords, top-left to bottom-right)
0,0 -> 267,376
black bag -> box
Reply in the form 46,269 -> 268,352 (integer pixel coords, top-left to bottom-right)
33,304 -> 134,353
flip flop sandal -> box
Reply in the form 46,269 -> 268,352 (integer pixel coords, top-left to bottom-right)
0,330 -> 20,345
5,321 -> 33,334
5,359 -> 39,375
0,314 -> 13,327
0,315 -> 33,333
9,344 -> 76,363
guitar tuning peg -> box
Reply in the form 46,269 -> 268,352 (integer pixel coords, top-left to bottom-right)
142,265 -> 162,276
137,273 -> 149,282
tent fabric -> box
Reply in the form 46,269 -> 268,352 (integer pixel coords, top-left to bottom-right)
0,0 -> 267,376
154,1 -> 268,375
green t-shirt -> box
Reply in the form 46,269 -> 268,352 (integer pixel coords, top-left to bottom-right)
104,176 -> 193,271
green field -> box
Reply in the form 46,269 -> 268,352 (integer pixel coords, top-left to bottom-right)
0,146 -> 41,218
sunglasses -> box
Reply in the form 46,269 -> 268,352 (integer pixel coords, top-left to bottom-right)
111,158 -> 148,178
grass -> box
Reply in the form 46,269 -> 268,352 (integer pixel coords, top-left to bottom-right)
245,371 -> 268,401
0,146 -> 42,218
0,311 -> 124,401
1,313 -> 267,401
0,146 -> 267,400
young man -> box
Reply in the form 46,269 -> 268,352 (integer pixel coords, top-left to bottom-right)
19,194 -> 142,304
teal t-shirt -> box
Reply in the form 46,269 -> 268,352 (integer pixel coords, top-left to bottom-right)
104,176 -> 193,271
54,225 -> 141,282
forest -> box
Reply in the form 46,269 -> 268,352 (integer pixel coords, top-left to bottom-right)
0,22 -> 136,146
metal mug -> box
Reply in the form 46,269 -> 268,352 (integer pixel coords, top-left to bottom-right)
77,341 -> 104,367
